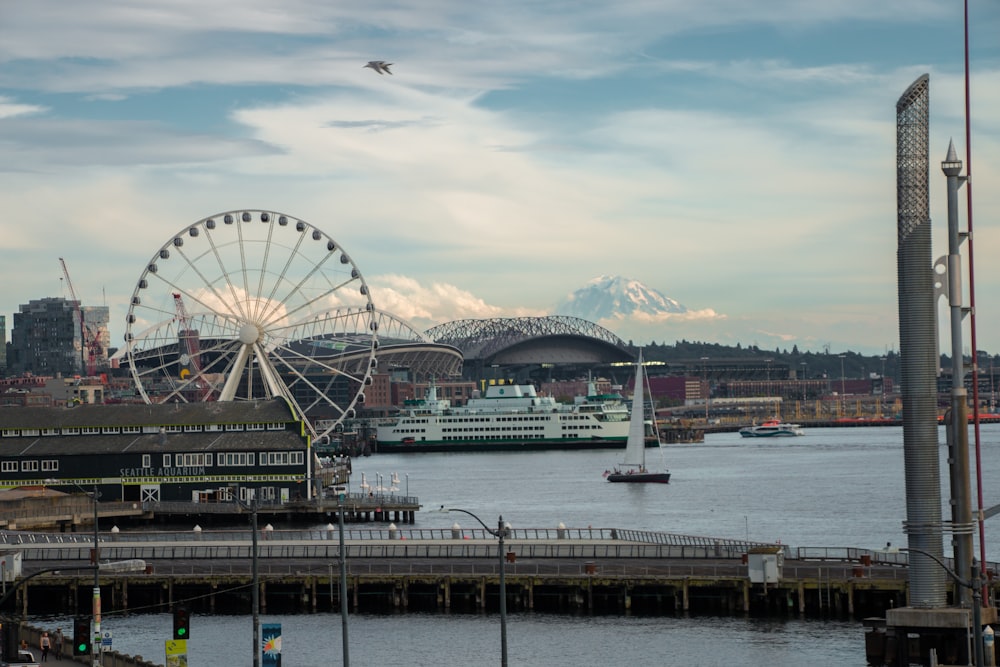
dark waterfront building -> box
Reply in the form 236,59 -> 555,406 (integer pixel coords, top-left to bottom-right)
0,398 -> 320,506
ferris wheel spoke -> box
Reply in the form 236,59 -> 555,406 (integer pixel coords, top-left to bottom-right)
201,226 -> 252,322
259,246 -> 339,328
249,212 -> 280,323
165,248 -> 245,321
268,346 -> 352,418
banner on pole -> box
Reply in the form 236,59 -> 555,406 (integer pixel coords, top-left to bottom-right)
262,623 -> 282,667
165,639 -> 188,667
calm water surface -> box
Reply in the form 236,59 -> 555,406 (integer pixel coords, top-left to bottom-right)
35,425 -> 1000,665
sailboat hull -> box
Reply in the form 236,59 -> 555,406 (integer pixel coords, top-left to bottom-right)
607,471 -> 671,484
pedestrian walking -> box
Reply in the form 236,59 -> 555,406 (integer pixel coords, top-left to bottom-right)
54,628 -> 63,659
39,631 -> 50,662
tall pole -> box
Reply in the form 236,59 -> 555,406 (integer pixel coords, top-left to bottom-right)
91,486 -> 100,667
943,141 -> 973,606
497,515 -> 507,667
339,496 -> 349,667
444,508 -> 508,666
839,355 -> 846,416
251,499 -> 260,667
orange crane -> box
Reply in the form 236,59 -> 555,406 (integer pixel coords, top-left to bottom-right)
58,257 -> 98,376
173,293 -> 209,399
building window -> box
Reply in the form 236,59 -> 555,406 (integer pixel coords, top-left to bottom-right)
20,460 -> 38,472
41,460 -> 59,471
163,454 -> 171,467
142,454 -> 151,468
1,461 -> 16,472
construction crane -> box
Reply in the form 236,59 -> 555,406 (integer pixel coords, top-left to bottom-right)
58,257 -> 93,376
173,293 -> 208,398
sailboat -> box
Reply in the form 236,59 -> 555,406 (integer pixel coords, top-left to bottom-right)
605,350 -> 671,484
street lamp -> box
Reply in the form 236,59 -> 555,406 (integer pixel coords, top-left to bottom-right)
443,508 -> 510,666
337,491 -> 349,667
839,354 -> 846,415
232,489 -> 260,667
700,357 -> 709,421
800,362 -> 807,402
901,547 -> 985,667
66,482 -> 101,667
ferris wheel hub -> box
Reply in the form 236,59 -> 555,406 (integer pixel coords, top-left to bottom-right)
238,323 -> 261,345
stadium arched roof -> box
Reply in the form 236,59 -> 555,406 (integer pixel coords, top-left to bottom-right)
425,316 -> 632,370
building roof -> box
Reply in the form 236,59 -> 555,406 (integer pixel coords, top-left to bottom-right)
0,398 -> 296,430
6,430 -> 307,456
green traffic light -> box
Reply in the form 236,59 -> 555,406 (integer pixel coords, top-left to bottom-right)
77,643 -> 87,652
177,628 -> 186,637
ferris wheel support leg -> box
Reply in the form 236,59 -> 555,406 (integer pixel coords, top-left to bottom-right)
256,345 -> 293,404
219,344 -> 253,402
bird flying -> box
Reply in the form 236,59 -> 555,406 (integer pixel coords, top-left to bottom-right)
364,61 -> 393,75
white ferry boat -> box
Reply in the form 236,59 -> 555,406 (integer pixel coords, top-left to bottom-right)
375,382 -> 632,453
739,419 -> 805,438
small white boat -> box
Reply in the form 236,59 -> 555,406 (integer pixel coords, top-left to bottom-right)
739,419 -> 805,438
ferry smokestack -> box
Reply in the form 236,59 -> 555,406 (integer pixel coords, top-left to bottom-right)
894,73 -> 946,606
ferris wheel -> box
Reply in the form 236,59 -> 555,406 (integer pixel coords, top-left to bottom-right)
121,209 -> 378,441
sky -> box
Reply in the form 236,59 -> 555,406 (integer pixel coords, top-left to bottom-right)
2,1 -> 1000,358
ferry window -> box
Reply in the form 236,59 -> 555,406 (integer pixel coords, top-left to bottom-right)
142,454 -> 151,468
163,454 -> 172,467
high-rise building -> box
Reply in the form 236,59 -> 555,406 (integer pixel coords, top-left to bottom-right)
0,315 -> 6,375
9,297 -> 109,377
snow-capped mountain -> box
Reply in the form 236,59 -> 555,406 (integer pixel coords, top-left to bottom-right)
552,275 -> 687,321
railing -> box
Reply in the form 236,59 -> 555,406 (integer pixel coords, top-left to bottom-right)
5,527 -> 994,572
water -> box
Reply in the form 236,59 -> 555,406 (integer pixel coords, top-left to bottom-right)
34,425 -> 1000,665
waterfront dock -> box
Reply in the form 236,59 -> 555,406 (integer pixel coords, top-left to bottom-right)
0,527 -> 982,620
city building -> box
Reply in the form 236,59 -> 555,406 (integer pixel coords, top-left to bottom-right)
8,298 -> 110,378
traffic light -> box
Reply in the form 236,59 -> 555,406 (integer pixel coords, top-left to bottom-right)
73,618 -> 91,656
172,606 -> 190,640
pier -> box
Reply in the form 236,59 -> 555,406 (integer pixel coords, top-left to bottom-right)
0,528 -> 987,620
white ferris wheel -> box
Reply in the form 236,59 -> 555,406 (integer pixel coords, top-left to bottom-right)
121,209 -> 378,441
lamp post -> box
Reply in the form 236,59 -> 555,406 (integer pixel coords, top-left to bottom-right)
233,489 -> 260,667
443,508 -> 509,666
800,362 -> 807,402
337,492 -> 349,667
90,485 -> 100,667
700,357 -> 709,421
839,354 -> 846,416
67,481 -> 102,667
901,547 -> 984,667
